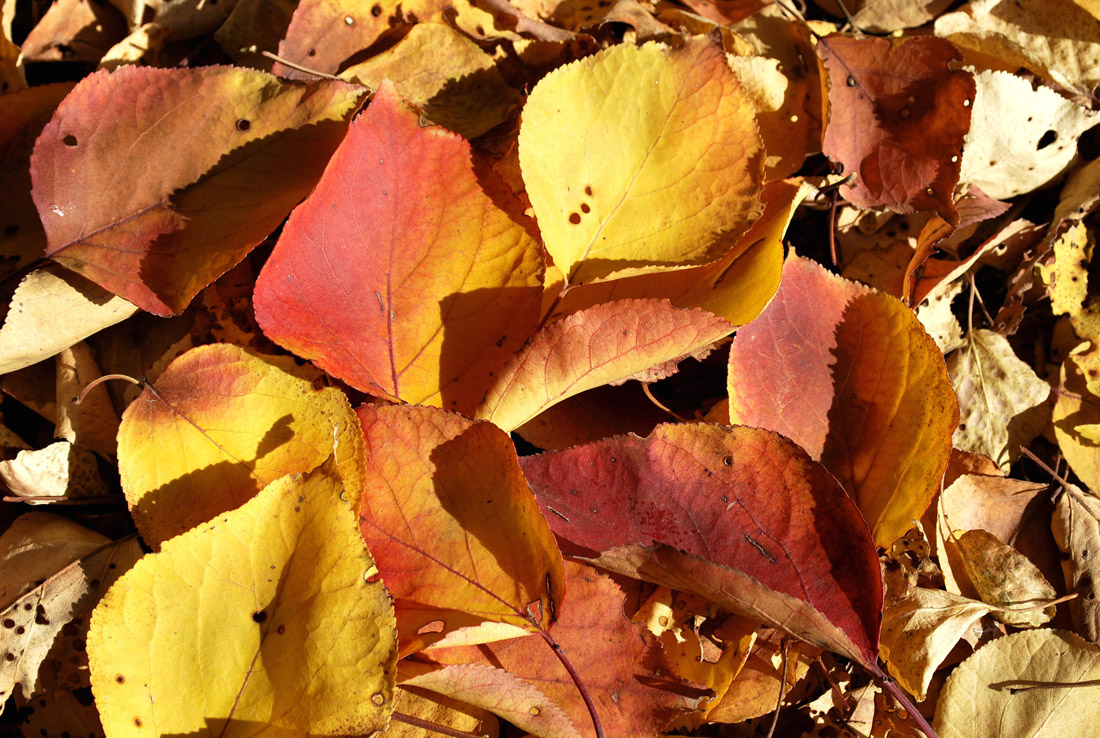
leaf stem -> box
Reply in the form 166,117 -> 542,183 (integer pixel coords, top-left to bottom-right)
765,639 -> 789,738
872,664 -> 939,738
391,710 -> 485,738
75,373 -> 142,405
259,51 -> 351,82
536,628 -> 605,738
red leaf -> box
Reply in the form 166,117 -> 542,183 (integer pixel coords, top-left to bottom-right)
519,423 -> 883,666
818,35 -> 974,220
254,81 -> 541,413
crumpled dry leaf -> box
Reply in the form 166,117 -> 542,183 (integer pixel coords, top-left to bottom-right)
1053,483 -> 1100,643
952,529 -> 1057,627
947,328 -> 1052,470
0,441 -> 109,502
54,342 -> 119,458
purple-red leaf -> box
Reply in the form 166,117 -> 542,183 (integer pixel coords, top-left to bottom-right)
519,422 -> 883,666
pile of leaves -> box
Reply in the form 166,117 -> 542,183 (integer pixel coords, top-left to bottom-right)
3,0 -> 1100,735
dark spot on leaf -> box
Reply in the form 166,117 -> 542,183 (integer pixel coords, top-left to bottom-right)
580,203 -> 590,213
236,119 -> 251,132
15,627 -> 24,635
277,625 -> 286,634
3,225 -> 17,237
372,3 -> 382,15
4,653 -> 13,662
307,48 -> 316,56
115,674 -> 125,684
252,611 -> 267,623
476,24 -> 484,34
585,185 -> 593,195
108,563 -> 117,570
133,718 -> 142,728
63,135 -> 78,146
2,619 -> 13,628
568,212 -> 581,224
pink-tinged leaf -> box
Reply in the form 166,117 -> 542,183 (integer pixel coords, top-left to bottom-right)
255,81 -> 541,414
818,35 -> 974,220
727,254 -> 958,547
519,424 -> 883,667
357,403 -> 564,655
476,299 -> 732,432
30,66 -> 363,316
414,562 -> 709,738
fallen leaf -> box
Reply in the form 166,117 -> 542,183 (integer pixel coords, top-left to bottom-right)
19,0 -> 127,63
880,587 -> 993,701
0,513 -> 108,606
520,422 -> 883,666
518,37 -> 763,285
213,0 -> 297,71
953,529 -> 1057,628
818,34 -> 974,219
727,254 -> 958,546
116,344 -> 365,548
357,404 -> 564,653
0,441 -> 109,502
87,463 -> 398,737
934,629 -> 1100,738
959,70 -> 1099,199
31,66 -> 363,315
543,179 -> 805,326
399,662 -> 580,738
274,0 -> 450,81
514,382 -> 669,453
97,22 -> 170,69
1053,356 -> 1100,492
476,298 -> 732,432
105,0 -> 238,39
1053,483 -> 1100,643
384,686 -> 499,737
412,561 -> 707,737
340,23 -> 517,139
705,637 -> 816,725
934,0 -> 1100,98
0,266 -> 137,377
948,328 -> 1052,470
0,535 -> 140,709
819,0 -> 954,32
254,81 -> 541,413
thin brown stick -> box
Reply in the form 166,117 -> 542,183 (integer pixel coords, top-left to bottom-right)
1001,679 -> 1100,694
391,710 -> 485,738
260,50 -> 348,82
829,188 -> 841,269
874,664 -> 939,738
765,639 -> 790,738
641,382 -> 687,423
3,495 -> 118,504
75,373 -> 142,405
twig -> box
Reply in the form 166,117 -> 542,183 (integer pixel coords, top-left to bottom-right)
641,383 -> 687,423
873,664 -> 939,738
261,50 -> 349,82
75,373 -> 142,405
765,639 -> 790,738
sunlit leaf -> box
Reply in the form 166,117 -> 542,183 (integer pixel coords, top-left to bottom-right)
358,403 -> 564,654
254,81 -> 541,414
88,464 -> 398,738
117,344 -> 364,548
31,66 -> 363,315
519,37 -> 763,284
728,254 -> 957,545
520,422 -> 883,666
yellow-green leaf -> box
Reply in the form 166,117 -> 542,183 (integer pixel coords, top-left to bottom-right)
88,464 -> 398,738
519,37 -> 763,285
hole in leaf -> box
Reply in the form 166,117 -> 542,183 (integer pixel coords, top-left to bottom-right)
344,15 -> 355,24
371,3 -> 382,15
371,693 -> 386,706
417,620 -> 445,634
252,611 -> 267,623
1037,130 -> 1057,150
236,119 -> 251,132
722,455 -> 733,466
846,75 -> 856,87
62,135 -> 78,147
115,674 -> 125,684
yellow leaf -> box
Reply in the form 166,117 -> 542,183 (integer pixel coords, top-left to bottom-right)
935,629 -> 1100,738
341,23 -> 517,139
117,344 -> 365,548
1053,355 -> 1100,492
953,529 -> 1057,628
880,587 -> 992,702
519,37 -> 763,285
1053,483 -> 1100,643
88,464 -> 398,738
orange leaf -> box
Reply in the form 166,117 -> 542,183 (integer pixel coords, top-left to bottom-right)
254,81 -> 541,414
30,66 -> 363,315
818,35 -> 974,220
520,423 -> 883,666
727,254 -> 958,546
476,299 -> 731,432
357,404 -> 564,654
414,562 -> 708,738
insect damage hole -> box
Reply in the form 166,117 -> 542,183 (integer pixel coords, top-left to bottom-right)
62,135 -> 78,147
1037,130 -> 1057,150
251,611 -> 267,623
